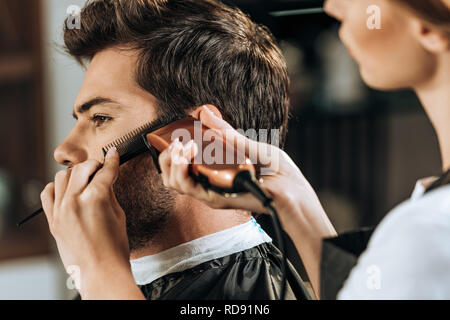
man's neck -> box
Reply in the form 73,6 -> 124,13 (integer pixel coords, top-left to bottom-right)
415,55 -> 450,172
129,195 -> 251,260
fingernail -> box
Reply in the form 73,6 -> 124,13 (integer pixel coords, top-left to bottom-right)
172,154 -> 182,165
169,137 -> 181,151
106,147 -> 118,158
173,154 -> 189,165
183,140 -> 198,158
185,140 -> 195,149
203,105 -> 215,116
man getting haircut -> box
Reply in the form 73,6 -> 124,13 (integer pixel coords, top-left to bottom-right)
57,0 -> 304,299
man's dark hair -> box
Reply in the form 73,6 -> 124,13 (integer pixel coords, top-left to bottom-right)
64,0 -> 290,146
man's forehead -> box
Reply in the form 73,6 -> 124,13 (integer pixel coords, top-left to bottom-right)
90,48 -> 138,71
82,49 -> 138,90
73,48 -> 143,114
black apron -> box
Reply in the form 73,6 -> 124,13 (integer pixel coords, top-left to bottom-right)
138,242 -> 310,300
73,242 -> 311,300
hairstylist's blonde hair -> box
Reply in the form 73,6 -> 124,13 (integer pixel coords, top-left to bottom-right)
395,0 -> 450,36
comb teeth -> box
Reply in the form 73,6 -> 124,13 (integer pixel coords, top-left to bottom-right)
102,113 -> 188,164
102,122 -> 155,158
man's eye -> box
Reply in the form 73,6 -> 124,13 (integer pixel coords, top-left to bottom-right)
90,115 -> 112,127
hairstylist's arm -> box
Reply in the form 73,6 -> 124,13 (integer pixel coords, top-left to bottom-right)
159,106 -> 337,298
40,148 -> 145,300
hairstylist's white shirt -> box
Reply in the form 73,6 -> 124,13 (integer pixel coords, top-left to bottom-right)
338,179 -> 450,299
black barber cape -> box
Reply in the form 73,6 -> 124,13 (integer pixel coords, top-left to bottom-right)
138,242 -> 310,300
320,170 -> 450,300
73,242 -> 310,300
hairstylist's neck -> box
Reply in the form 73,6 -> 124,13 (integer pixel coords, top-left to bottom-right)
415,54 -> 450,172
129,196 -> 251,260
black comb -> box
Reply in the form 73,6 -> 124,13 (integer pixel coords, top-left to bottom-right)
102,122 -> 158,166
102,112 -> 187,169
17,112 -> 187,227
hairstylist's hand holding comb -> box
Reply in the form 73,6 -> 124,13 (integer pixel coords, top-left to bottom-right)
40,148 -> 145,300
159,105 -> 337,298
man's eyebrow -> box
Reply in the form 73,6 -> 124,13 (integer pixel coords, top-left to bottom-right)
72,97 -> 119,119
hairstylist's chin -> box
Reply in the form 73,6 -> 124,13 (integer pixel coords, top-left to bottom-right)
338,28 -> 355,59
344,43 -> 356,60
358,67 -> 401,92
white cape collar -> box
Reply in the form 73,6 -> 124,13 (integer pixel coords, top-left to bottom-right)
130,218 -> 272,286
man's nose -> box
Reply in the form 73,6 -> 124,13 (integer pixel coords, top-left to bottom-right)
54,138 -> 88,168
324,0 -> 347,22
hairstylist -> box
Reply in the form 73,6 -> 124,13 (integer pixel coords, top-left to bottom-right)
160,0 -> 450,299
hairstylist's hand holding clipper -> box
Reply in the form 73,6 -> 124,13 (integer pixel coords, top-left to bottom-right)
159,105 -> 337,297
40,148 -> 145,300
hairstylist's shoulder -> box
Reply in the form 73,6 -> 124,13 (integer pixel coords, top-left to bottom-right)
338,185 -> 450,299
369,184 -> 450,246
402,184 -> 450,256
367,184 -> 450,258
405,184 -> 450,231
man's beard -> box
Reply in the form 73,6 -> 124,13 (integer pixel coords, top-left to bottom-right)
113,153 -> 177,252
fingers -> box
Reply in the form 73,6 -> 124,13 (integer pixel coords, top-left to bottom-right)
170,139 -> 189,166
40,182 -> 55,224
65,159 -> 103,197
159,138 -> 181,186
169,141 -> 195,190
159,148 -> 172,187
182,140 -> 198,162
54,169 -> 71,208
158,133 -> 270,212
198,106 -> 248,151
198,105 -> 233,132
88,147 -> 120,189
46,159 -> 101,222
160,139 -> 200,194
199,105 -> 275,168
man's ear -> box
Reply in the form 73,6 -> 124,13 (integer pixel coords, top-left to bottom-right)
412,20 -> 449,53
190,104 -> 223,120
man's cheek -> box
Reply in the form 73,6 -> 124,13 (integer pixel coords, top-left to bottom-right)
113,154 -> 158,193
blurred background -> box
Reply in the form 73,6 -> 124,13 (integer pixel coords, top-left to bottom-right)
0,0 -> 441,299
